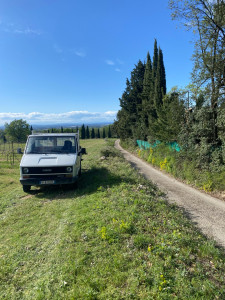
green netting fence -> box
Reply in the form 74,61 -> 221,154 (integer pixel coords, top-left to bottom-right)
137,140 -> 181,152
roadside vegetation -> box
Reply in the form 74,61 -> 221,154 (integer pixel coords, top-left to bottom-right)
121,139 -> 225,194
0,139 -> 225,299
113,1 -> 225,193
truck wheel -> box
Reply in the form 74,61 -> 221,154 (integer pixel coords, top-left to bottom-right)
23,185 -> 31,193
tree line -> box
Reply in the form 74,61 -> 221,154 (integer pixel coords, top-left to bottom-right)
113,0 -> 225,169
113,39 -> 179,142
0,119 -> 113,143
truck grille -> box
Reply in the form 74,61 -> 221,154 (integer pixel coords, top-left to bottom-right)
22,167 -> 71,174
28,174 -> 68,180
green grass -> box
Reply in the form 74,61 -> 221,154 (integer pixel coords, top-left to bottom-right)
0,139 -> 225,299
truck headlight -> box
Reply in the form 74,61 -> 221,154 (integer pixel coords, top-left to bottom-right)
66,166 -> 73,173
23,167 -> 29,174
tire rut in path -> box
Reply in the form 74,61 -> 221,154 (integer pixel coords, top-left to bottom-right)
115,140 -> 225,249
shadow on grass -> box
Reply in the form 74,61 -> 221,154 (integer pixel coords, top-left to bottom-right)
33,166 -> 136,200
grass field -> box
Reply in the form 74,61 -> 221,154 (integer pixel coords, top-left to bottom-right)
0,139 -> 225,299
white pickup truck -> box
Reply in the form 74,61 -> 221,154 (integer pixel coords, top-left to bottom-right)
19,133 -> 86,192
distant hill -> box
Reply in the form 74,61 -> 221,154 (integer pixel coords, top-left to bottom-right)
0,122 -> 113,130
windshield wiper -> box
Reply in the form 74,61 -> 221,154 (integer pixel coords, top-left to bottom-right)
28,151 -> 40,154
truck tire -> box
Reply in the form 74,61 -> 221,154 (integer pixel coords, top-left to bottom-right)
23,185 -> 31,193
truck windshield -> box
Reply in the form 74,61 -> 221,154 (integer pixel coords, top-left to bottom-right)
25,136 -> 77,154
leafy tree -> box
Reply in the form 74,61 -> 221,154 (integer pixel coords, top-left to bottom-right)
0,129 -> 5,141
169,0 -> 225,143
5,119 -> 30,142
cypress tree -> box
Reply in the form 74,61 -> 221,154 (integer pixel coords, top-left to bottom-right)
128,60 -> 145,139
142,52 -> 152,99
116,60 -> 145,140
97,128 -> 101,138
86,126 -> 90,139
154,68 -> 163,110
103,127 -> 106,139
91,128 -> 95,139
81,124 -> 86,139
115,39 -> 167,142
154,47 -> 166,112
159,48 -> 166,96
154,92 -> 185,142
152,39 -> 158,81
117,79 -> 133,138
196,93 -> 205,109
108,125 -> 112,138
150,39 -> 159,111
141,52 -> 153,139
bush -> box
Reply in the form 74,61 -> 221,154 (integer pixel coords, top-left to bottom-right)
100,146 -> 122,158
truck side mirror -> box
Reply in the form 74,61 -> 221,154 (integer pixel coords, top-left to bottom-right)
81,148 -> 87,154
17,148 -> 23,154
79,148 -> 86,155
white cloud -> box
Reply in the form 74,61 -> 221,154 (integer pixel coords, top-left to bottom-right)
105,59 -> 123,72
1,21 -> 42,36
0,111 -> 118,126
14,27 -> 42,35
105,59 -> 115,66
74,50 -> 86,58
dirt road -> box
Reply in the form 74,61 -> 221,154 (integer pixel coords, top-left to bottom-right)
115,140 -> 225,248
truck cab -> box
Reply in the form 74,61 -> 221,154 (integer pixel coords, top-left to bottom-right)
20,132 -> 86,192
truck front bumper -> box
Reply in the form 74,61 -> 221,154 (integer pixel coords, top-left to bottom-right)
20,176 -> 78,186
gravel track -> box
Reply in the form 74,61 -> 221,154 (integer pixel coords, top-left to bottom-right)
115,140 -> 225,248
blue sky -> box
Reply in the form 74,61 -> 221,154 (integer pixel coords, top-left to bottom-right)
0,0 -> 194,126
